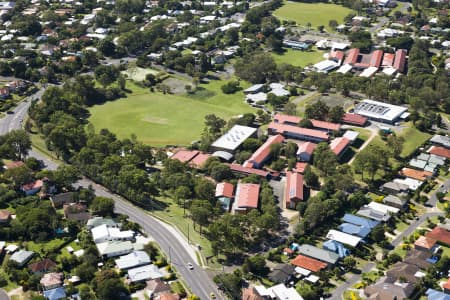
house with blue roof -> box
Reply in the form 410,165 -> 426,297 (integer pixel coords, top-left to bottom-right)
43,287 -> 66,300
343,213 -> 379,229
322,240 -> 350,258
339,223 -> 371,238
426,289 -> 450,300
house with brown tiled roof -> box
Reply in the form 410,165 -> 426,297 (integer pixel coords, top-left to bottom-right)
414,236 -> 437,252
50,192 -> 75,208
242,287 -> 264,300
63,203 -> 91,223
386,262 -> 420,284
29,258 -> 56,274
145,279 -> 171,299
428,146 -> 450,159
291,254 -> 328,272
40,272 -> 64,290
157,293 -> 180,300
3,161 -> 24,170
425,226 -> 450,246
404,249 -> 431,270
400,167 -> 433,181
443,278 -> 450,294
364,276 -> 415,300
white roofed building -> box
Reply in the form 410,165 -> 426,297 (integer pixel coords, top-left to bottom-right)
326,230 -> 362,247
211,125 -> 257,153
353,99 -> 408,124
91,224 -> 134,243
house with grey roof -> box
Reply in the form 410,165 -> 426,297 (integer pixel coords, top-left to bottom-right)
356,206 -> 391,222
127,264 -> 164,282
383,195 -> 408,209
380,181 -> 409,195
86,216 -> 118,229
115,251 -> 151,270
297,244 -> 339,265
430,134 -> 450,149
96,241 -> 134,258
9,250 -> 34,267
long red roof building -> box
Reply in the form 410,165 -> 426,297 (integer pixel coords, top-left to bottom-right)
342,113 -> 368,126
344,48 -> 360,65
393,49 -> 407,73
369,50 -> 383,68
285,171 -> 304,209
244,134 -> 284,169
233,183 -> 260,213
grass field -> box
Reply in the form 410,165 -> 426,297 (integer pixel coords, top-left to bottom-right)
272,48 -> 325,67
398,123 -> 431,158
89,80 -> 254,146
274,2 -> 353,31
121,67 -> 159,82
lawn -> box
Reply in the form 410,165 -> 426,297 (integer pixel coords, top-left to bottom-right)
398,123 -> 431,158
272,48 -> 325,67
273,2 -> 353,31
121,67 -> 160,82
89,80 -> 255,146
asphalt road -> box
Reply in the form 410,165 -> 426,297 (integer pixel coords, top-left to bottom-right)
427,178 -> 450,206
328,262 -> 376,300
0,86 -> 223,300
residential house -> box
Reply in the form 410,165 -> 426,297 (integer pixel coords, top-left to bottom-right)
386,261 -> 421,284
430,135 -> 450,149
343,213 -> 380,229
428,146 -> 450,159
145,279 -> 171,299
425,289 -> 450,300
3,161 -> 24,170
127,264 -> 164,283
232,183 -> 260,214
269,283 -> 304,300
414,236 -> 438,252
443,278 -> 450,294
356,206 -> 392,222
215,182 -> 234,211
285,171 -> 304,209
296,142 -> 316,162
50,192 -> 75,208
63,203 -> 91,223
9,250 -> 34,267
291,254 -> 328,272
43,287 -> 66,300
21,179 -> 44,196
268,264 -> 295,284
322,240 -> 350,258
115,251 -> 151,270
40,272 -> 64,290
96,241 -> 134,258
404,249 -> 431,270
297,244 -> 339,265
29,258 -> 56,274
91,224 -> 134,243
326,229 -> 362,247
382,195 -> 408,209
86,216 -> 118,229
367,201 -> 400,215
243,135 -> 284,169
0,210 -> 11,223
158,293 -> 180,300
242,287 -> 265,300
425,227 -> 450,246
0,87 -> 10,99
380,181 -> 409,195
338,222 -> 371,238
364,276 -> 415,300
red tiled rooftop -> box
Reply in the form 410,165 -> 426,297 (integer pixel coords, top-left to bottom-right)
443,278 -> 450,291
393,49 -> 407,73
344,48 -> 360,65
285,171 -> 304,205
0,210 -> 11,220
29,258 -> 56,273
274,114 -> 341,131
21,180 -> 44,192
342,113 -> 368,126
189,153 -> 211,168
235,183 -> 260,208
268,122 -> 329,141
414,236 -> 437,250
428,146 -> 450,159
294,162 -> 308,174
4,161 -> 24,169
370,50 -> 383,68
330,50 -> 344,61
329,137 -> 350,156
425,227 -> 450,246
297,142 -> 317,155
291,254 -> 328,272
382,53 -> 395,67
229,164 -> 269,177
215,182 -> 234,198
400,168 -> 433,181
246,134 -> 284,166
170,149 -> 199,163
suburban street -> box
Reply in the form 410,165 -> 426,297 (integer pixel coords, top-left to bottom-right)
0,89 -> 223,300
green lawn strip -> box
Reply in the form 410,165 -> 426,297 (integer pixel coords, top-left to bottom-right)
150,196 -> 218,267
89,81 -> 254,146
272,48 -> 325,68
343,290 -> 363,300
441,245 -> 450,258
398,123 -> 431,158
273,2 -> 353,31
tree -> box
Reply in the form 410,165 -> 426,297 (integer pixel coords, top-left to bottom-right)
243,255 -> 267,275
328,20 -> 338,30
190,200 -> 212,234
210,164 -> 232,181
370,224 -> 385,243
95,277 -> 129,300
303,165 -> 319,189
304,100 -> 329,120
328,106 -> 345,123
342,257 -> 356,271
91,197 -> 115,216
284,142 -> 298,159
0,130 -> 32,160
283,102 -> 297,116
386,134 -> 405,158
234,52 -> 277,83
221,81 -> 241,94
313,143 -> 338,176
298,119 -> 313,128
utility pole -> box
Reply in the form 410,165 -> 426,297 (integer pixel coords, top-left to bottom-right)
187,223 -> 190,244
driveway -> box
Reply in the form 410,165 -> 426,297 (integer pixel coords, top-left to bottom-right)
0,289 -> 9,300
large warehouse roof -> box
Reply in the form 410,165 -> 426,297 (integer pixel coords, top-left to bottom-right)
211,125 -> 257,151
354,99 -> 407,122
